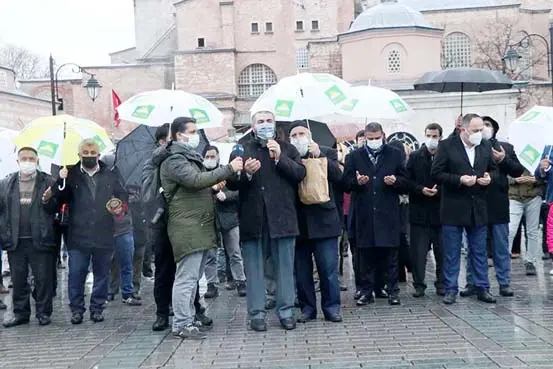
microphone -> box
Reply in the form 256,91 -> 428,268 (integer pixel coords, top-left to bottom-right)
230,144 -> 245,179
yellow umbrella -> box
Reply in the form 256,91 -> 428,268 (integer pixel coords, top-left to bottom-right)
14,114 -> 114,167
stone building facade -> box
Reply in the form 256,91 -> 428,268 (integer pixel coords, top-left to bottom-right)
14,0 -> 553,143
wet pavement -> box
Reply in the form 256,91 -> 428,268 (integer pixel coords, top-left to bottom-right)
1,251 -> 553,368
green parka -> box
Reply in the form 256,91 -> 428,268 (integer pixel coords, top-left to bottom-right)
159,142 -> 233,263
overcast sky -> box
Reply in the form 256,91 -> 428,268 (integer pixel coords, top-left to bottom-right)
0,0 -> 135,66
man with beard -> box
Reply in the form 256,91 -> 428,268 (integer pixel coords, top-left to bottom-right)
226,110 -> 306,332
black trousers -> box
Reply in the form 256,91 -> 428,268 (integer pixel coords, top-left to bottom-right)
53,223 -> 68,294
410,225 -> 444,290
511,217 -> 526,255
151,226 -> 201,318
8,239 -> 56,319
349,237 -> 361,289
358,247 -> 399,296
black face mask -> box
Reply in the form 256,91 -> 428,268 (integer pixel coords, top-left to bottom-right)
81,156 -> 98,169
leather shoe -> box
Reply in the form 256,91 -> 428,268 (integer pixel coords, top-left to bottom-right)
325,314 -> 343,323
412,288 -> 425,298
280,318 -> 296,330
388,294 -> 401,306
499,285 -> 514,297
38,315 -> 51,326
71,313 -> 83,325
460,285 -> 477,297
250,319 -> 267,332
90,312 -> 104,323
353,290 -> 362,300
375,289 -> 388,298
356,294 -> 374,306
297,312 -> 316,323
3,316 -> 30,328
443,292 -> 457,305
152,316 -> 169,331
477,290 -> 497,303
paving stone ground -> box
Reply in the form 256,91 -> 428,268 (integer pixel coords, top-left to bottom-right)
2,250 -> 553,369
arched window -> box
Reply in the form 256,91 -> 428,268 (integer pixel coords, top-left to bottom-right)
237,64 -> 277,98
443,32 -> 472,68
387,49 -> 401,73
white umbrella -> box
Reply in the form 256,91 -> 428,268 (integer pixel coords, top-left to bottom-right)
250,73 -> 353,121
117,89 -> 224,128
0,128 -> 19,177
508,106 -> 553,172
314,85 -> 415,125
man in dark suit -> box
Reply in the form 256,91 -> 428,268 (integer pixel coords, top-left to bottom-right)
226,110 -> 306,332
461,116 -> 525,298
431,113 -> 497,305
343,122 -> 409,306
288,121 -> 343,324
407,123 -> 444,298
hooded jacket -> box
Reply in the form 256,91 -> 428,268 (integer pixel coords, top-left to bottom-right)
158,142 -> 234,263
483,116 -> 525,224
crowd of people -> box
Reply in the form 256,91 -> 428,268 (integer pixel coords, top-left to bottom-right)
0,111 -> 552,341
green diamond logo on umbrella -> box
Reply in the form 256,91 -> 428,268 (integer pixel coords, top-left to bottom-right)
37,141 -> 59,158
390,99 -> 407,113
519,144 -> 540,165
325,85 -> 347,105
189,108 -> 210,124
92,135 -> 106,152
131,105 -> 155,119
275,100 -> 294,117
520,111 -> 540,122
341,99 -> 359,112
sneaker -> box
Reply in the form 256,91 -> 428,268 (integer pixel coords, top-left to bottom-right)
122,297 -> 142,306
225,281 -> 235,290
193,319 -> 213,332
172,325 -> 207,340
525,262 -> 537,276
236,281 -> 247,297
204,283 -> 219,299
195,311 -> 213,327
132,293 -> 142,300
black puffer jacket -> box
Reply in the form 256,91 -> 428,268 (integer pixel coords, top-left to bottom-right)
0,171 -> 59,251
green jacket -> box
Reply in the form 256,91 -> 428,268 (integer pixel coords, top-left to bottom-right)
159,143 -> 233,263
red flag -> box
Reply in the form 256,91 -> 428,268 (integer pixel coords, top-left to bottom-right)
112,90 -> 122,127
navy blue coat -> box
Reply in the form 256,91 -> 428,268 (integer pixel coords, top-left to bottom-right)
343,144 -> 409,248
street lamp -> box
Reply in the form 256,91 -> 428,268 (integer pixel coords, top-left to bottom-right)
49,55 -> 102,116
502,25 -> 553,104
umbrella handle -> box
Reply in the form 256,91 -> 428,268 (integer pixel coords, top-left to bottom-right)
58,178 -> 66,191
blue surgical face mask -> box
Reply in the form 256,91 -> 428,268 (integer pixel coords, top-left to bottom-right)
255,123 -> 275,141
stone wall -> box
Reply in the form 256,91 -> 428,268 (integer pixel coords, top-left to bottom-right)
174,50 -> 236,95
0,91 -> 51,130
308,40 -> 342,77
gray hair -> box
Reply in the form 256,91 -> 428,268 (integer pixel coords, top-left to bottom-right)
251,110 -> 275,123
461,113 -> 481,127
78,138 -> 100,153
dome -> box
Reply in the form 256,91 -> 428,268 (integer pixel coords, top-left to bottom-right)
349,0 -> 432,33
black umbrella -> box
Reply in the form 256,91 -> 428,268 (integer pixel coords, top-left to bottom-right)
239,120 -> 336,148
114,125 -> 210,188
413,68 -> 513,114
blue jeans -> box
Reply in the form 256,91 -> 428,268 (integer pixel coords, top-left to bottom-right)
68,248 -> 113,315
112,232 -> 135,299
442,225 -> 490,294
295,237 -> 341,318
467,224 -> 510,287
241,235 -> 295,320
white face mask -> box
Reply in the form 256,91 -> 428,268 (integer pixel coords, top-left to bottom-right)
255,123 -> 275,141
19,162 -> 37,175
482,126 -> 494,140
468,131 -> 483,146
291,136 -> 310,157
366,138 -> 383,151
181,133 -> 200,149
203,158 -> 218,170
425,138 -> 439,151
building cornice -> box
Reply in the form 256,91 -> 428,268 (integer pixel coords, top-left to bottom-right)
339,26 -> 443,41
109,47 -> 137,56
519,8 -> 551,14
175,48 -> 236,55
420,4 -> 519,14
0,88 -> 52,104
0,66 -> 15,74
